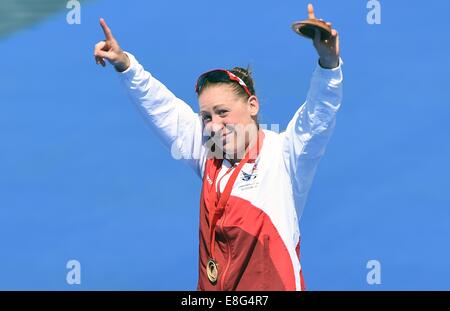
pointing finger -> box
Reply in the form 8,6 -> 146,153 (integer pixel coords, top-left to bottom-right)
99,18 -> 114,40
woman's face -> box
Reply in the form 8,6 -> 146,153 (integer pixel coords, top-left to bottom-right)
198,84 -> 259,158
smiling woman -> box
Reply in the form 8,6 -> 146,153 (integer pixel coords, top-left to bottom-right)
93,3 -> 343,291
197,77 -> 259,164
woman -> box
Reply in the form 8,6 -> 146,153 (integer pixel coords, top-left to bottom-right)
94,4 -> 343,291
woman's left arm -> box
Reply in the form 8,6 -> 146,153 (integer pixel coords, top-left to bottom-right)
282,4 -> 343,219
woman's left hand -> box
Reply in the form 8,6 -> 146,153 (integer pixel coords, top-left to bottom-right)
306,3 -> 340,69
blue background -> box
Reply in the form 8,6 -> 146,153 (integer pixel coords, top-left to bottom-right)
1,0 -> 449,290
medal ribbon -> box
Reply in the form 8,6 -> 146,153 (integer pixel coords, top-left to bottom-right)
204,130 -> 264,261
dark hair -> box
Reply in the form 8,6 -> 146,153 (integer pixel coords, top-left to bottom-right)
228,66 -> 256,99
230,66 -> 258,126
197,65 -> 256,99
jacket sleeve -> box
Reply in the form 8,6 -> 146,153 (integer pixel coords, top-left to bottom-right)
282,60 -> 343,220
118,52 -> 207,178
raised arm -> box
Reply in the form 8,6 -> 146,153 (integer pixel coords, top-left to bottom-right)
93,18 -> 207,177
282,4 -> 343,219
94,18 -> 130,72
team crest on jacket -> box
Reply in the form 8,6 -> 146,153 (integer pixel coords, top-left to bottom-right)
237,164 -> 259,192
241,171 -> 257,181
241,163 -> 258,181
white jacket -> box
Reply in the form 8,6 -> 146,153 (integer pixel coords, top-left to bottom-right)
119,52 -> 343,290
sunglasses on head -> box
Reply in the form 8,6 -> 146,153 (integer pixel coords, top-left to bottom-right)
195,69 -> 252,97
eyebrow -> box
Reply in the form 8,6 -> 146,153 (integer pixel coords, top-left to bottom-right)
200,104 -> 228,114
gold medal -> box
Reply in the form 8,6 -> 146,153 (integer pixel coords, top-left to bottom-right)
206,258 -> 218,284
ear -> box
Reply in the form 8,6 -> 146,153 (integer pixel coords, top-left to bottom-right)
247,95 -> 259,117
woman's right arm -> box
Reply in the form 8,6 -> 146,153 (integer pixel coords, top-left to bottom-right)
93,18 -> 207,178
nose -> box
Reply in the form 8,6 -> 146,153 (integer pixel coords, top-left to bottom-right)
206,120 -> 224,138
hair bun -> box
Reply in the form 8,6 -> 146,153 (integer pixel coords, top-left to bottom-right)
230,65 -> 255,96
231,66 -> 252,78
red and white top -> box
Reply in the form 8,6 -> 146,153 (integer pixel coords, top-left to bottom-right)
119,52 -> 343,291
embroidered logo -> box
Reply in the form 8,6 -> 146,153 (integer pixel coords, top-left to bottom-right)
241,171 -> 257,181
240,163 -> 258,181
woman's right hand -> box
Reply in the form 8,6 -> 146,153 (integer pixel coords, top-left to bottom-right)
94,18 -> 130,72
